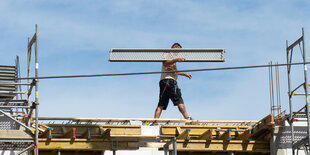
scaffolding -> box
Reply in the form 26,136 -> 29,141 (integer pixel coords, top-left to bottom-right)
0,24 -> 39,154
286,28 -> 310,154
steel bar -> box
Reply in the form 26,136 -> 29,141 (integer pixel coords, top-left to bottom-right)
286,39 -> 296,155
0,83 -> 31,85
173,137 -> 177,155
109,48 -> 225,62
0,106 -> 31,108
28,33 -> 37,50
287,36 -> 303,50
35,24 -> 39,155
0,91 -> 26,94
301,27 -> 310,153
269,62 -> 272,114
28,36 -> 31,103
0,99 -> 28,103
291,83 -> 305,94
293,105 -> 306,115
17,144 -> 35,155
17,61 -> 310,80
291,93 -> 310,95
0,66 -> 16,71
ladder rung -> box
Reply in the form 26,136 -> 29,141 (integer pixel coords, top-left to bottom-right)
0,100 -> 28,103
0,65 -> 15,68
0,82 -> 31,85
0,71 -> 15,75
0,95 -> 15,98
0,91 -> 24,94
0,87 -> 16,91
0,77 -> 15,80
0,74 -> 15,77
0,106 -> 30,108
293,93 -> 310,95
0,67 -> 16,71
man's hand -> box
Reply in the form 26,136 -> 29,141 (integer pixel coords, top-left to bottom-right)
178,72 -> 192,79
175,58 -> 185,62
163,58 -> 185,67
185,73 -> 192,79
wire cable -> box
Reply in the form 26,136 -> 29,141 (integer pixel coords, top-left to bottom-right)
18,62 -> 310,80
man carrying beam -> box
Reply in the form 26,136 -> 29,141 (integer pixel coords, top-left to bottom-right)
154,43 -> 192,120
109,44 -> 225,119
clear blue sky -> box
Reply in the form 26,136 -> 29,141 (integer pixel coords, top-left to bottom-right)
0,0 -> 309,120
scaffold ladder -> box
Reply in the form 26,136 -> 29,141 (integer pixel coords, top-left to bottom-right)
286,28 -> 310,155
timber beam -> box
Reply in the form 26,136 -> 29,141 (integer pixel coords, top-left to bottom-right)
160,139 -> 270,153
38,138 -> 139,151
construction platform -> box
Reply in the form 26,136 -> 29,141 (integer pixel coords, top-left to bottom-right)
21,114 -> 274,155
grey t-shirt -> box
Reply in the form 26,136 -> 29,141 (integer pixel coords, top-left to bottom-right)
160,52 -> 178,80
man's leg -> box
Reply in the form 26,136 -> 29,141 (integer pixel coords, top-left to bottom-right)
154,106 -> 164,119
177,104 -> 189,119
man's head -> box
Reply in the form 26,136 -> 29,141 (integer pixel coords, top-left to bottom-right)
171,43 -> 182,48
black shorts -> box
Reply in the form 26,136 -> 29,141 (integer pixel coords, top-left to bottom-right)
157,79 -> 184,110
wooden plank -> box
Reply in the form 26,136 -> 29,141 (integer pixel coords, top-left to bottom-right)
38,117 -> 258,124
44,125 -> 141,137
38,139 -> 138,151
38,138 -> 269,153
162,139 -> 270,152
252,114 -> 275,139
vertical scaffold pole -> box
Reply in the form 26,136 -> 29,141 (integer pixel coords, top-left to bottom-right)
287,40 -> 295,155
27,37 -> 31,103
35,24 -> 39,155
301,27 -> 310,150
173,137 -> 177,155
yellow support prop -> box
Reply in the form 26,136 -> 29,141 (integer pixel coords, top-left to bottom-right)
82,128 -> 92,139
219,129 -> 232,140
176,127 -> 191,140
236,129 -> 253,140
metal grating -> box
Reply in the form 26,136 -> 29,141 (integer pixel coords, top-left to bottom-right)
109,48 -> 225,62
0,140 -> 33,150
0,115 -> 19,130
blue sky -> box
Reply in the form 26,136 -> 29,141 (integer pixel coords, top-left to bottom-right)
1,0 -> 310,120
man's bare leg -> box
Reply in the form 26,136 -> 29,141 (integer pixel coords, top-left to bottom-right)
177,104 -> 189,119
154,106 -> 164,119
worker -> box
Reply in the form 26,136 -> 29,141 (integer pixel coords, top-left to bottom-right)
154,43 -> 192,120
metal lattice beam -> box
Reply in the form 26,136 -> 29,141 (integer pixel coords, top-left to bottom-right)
109,48 -> 225,62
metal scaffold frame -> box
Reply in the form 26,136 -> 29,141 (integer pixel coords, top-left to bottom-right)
28,24 -> 40,155
0,24 -> 39,155
286,28 -> 310,154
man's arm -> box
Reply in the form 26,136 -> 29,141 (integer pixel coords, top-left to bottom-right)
178,72 -> 192,79
163,58 -> 185,67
